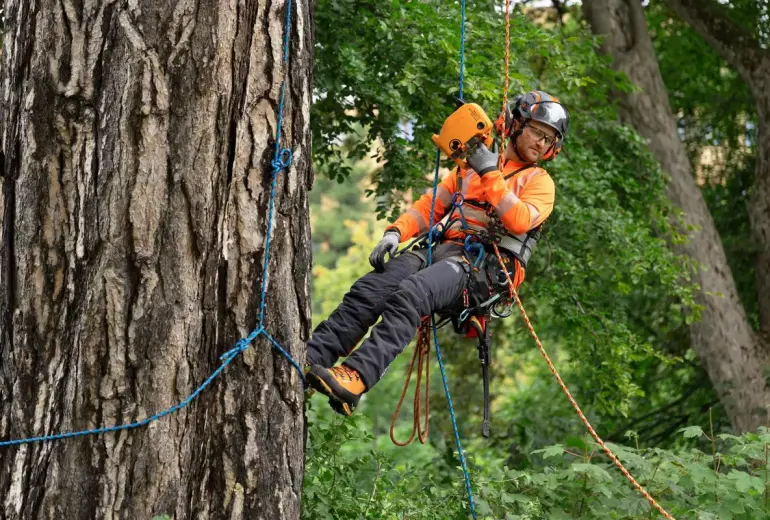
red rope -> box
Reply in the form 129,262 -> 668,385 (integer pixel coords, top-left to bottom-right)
390,322 -> 431,446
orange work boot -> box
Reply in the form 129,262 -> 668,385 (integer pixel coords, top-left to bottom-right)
306,364 -> 366,416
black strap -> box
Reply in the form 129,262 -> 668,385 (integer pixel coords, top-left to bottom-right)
503,163 -> 537,180
467,316 -> 492,438
455,165 -> 463,193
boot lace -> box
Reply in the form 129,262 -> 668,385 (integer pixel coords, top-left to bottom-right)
331,365 -> 361,382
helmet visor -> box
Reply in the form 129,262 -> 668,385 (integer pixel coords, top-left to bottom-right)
530,101 -> 570,137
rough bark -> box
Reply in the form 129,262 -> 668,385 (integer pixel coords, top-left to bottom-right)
583,0 -> 770,433
662,0 -> 770,344
0,1 -> 314,519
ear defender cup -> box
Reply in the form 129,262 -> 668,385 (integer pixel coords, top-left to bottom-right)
540,141 -> 562,161
507,94 -> 524,136
495,95 -> 525,138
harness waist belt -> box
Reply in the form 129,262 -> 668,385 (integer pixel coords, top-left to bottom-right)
497,232 -> 538,269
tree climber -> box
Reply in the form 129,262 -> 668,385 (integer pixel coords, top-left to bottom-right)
306,91 -> 570,416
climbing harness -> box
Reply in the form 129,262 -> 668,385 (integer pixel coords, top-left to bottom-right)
391,160 -> 538,440
0,0 -> 304,447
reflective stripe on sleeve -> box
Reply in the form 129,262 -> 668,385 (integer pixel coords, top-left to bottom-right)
495,192 -> 521,218
406,208 -> 429,234
437,185 -> 452,208
461,172 -> 477,197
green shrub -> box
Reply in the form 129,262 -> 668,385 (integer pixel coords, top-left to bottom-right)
304,414 -> 770,520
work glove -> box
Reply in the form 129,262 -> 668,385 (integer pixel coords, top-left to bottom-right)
369,230 -> 400,273
466,143 -> 500,176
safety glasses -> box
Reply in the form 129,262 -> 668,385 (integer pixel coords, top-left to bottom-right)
524,124 -> 558,147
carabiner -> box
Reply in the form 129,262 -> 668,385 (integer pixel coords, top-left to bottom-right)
496,268 -> 517,286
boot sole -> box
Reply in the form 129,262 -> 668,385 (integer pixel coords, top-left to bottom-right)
306,367 -> 360,416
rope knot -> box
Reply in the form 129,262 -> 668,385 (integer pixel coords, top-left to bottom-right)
220,326 -> 264,362
271,148 -> 293,173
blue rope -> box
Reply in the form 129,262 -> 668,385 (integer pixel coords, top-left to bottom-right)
427,150 -> 441,266
427,153 -> 477,519
0,329 -> 259,448
424,1 -> 477,516
0,0 -> 304,449
263,330 -> 305,377
432,318 -> 476,519
259,0 -> 294,326
259,142 -> 292,326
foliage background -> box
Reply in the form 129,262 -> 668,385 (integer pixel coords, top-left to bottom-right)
304,1 -> 765,518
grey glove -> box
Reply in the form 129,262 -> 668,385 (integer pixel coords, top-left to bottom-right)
466,143 -> 500,176
369,230 -> 400,272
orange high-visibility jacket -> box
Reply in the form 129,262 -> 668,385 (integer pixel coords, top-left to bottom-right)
386,160 -> 555,287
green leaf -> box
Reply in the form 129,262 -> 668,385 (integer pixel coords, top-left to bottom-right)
532,444 -> 565,459
571,463 -> 613,482
727,470 -> 764,494
502,493 -> 530,504
679,426 -> 705,439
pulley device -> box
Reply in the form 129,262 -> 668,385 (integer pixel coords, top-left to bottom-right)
431,102 -> 495,169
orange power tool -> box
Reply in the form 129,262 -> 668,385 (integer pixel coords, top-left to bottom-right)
431,102 -> 495,168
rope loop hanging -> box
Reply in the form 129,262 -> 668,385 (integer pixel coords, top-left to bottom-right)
390,321 -> 432,446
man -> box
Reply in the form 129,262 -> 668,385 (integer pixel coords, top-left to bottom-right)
306,90 -> 570,416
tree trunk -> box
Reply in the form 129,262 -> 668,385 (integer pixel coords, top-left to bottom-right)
583,0 -> 770,433
753,90 -> 770,339
0,1 -> 314,519
662,0 -> 770,345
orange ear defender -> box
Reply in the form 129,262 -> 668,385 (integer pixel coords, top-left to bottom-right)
541,141 -> 562,161
432,102 -> 495,168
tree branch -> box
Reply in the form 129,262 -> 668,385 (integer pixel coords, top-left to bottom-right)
663,0 -> 765,83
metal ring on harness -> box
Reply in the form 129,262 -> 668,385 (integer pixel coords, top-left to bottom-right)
451,192 -> 465,207
496,269 -> 515,286
491,298 -> 514,318
459,293 -> 502,323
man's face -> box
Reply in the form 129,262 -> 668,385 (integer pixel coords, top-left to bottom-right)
515,120 -> 558,163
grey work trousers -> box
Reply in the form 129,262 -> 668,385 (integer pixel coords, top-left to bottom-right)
307,242 -> 486,391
